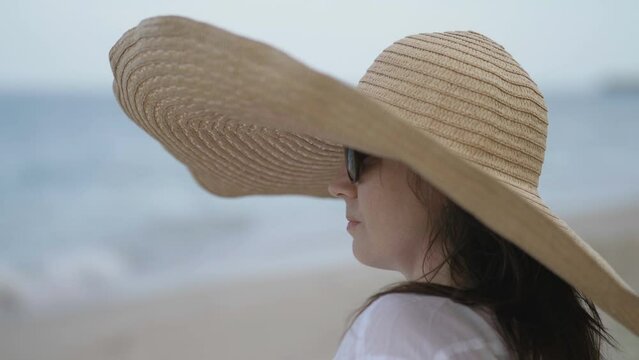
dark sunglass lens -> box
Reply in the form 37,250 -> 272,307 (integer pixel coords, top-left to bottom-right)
345,147 -> 369,183
345,147 -> 356,182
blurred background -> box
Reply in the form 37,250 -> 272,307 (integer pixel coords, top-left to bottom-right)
1,0 -> 638,359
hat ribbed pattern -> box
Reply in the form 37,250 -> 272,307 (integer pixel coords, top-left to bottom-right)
356,31 -> 548,197
109,20 -> 344,197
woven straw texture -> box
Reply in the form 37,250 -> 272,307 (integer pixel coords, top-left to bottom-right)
109,15 -> 639,335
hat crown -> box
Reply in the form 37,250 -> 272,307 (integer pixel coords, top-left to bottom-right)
356,31 -> 548,195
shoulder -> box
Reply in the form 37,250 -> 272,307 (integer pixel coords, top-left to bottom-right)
363,292 -> 449,327
337,293 -> 510,359
361,293 -> 495,338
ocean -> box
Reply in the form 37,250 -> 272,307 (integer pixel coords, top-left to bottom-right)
1,89 -> 638,316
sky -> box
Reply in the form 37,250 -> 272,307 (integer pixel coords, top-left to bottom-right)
1,0 -> 638,94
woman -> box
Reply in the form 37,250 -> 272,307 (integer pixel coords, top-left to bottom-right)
329,150 -> 614,359
109,16 -> 637,360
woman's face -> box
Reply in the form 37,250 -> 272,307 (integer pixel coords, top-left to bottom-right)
328,154 -> 450,284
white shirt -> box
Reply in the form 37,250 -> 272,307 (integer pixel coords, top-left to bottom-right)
333,293 -> 511,359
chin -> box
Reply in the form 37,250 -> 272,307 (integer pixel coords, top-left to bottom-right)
352,242 -> 386,271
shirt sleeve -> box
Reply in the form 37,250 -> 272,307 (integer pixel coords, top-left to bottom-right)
333,293 -> 511,360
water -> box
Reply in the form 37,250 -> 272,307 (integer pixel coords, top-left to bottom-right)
541,92 -> 639,211
0,89 -> 638,316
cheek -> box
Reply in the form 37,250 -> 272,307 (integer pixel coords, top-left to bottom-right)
358,187 -> 379,223
359,194 -> 404,252
386,196 -> 431,253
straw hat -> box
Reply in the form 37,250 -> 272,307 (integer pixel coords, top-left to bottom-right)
109,15 -> 639,335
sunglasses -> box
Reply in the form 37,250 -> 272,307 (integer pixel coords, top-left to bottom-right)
344,147 -> 371,184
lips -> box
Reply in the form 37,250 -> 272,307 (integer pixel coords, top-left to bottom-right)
347,220 -> 360,231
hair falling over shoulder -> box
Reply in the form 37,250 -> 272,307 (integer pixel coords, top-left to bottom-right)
339,170 -> 617,360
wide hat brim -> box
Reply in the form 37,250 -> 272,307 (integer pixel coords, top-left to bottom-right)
109,15 -> 639,335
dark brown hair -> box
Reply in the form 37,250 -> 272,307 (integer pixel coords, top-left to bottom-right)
338,162 -> 617,359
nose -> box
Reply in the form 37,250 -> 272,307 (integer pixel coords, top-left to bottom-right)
328,164 -> 357,199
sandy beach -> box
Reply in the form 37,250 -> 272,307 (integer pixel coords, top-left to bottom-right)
1,202 -> 638,360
